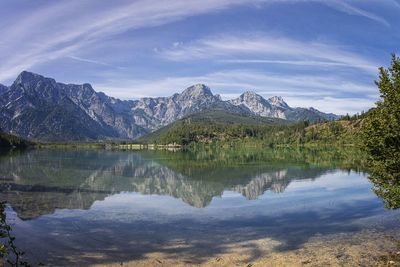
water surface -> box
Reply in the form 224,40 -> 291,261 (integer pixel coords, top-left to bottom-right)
0,148 -> 399,265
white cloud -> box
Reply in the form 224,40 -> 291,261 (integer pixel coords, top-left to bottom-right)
0,0 -> 390,83
275,0 -> 391,26
160,34 -> 379,74
218,59 -> 362,67
323,0 -> 390,27
283,96 -> 375,115
0,0 -> 261,82
66,56 -> 124,69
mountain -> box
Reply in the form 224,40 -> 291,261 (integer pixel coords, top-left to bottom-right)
229,91 -> 285,119
0,84 -> 8,96
0,71 -> 339,141
130,84 -> 221,130
0,72 -> 138,141
229,91 -> 339,121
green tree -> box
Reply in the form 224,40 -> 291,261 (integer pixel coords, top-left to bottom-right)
0,202 -> 31,266
362,54 -> 400,209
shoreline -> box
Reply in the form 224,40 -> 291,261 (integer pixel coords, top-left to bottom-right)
89,229 -> 400,266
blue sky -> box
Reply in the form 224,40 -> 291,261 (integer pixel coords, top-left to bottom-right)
0,0 -> 399,114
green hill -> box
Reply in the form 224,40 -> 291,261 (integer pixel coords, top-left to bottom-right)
138,109 -> 364,147
138,109 -> 291,145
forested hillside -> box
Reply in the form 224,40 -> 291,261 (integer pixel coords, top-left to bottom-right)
0,131 -> 33,148
138,110 -> 365,147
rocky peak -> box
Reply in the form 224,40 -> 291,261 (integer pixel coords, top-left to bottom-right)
15,71 -> 37,83
11,71 -> 63,102
240,91 -> 265,101
229,92 -> 290,119
82,83 -> 94,91
268,96 -> 289,109
69,83 -> 96,99
15,71 -> 56,86
215,94 -> 222,101
179,84 -> 213,100
232,91 -> 271,108
242,91 -> 257,96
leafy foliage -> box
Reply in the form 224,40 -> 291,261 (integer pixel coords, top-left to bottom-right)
362,54 -> 400,209
0,202 -> 30,266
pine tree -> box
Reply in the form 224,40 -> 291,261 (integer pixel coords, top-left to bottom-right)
362,54 -> 400,208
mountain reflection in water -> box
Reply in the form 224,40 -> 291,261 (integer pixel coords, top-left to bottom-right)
0,148 -> 366,220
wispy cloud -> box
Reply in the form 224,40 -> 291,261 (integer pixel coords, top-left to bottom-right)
66,55 -> 123,69
0,0 -> 390,83
159,34 -> 379,74
0,0 -> 259,82
218,59 -> 369,68
275,0 -> 391,27
322,0 -> 390,27
391,0 -> 400,8
283,96 -> 375,115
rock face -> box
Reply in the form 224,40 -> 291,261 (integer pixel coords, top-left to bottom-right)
229,91 -> 287,119
229,91 -> 339,121
130,84 -> 221,129
0,71 -> 145,141
0,84 -> 8,96
0,71 -> 339,141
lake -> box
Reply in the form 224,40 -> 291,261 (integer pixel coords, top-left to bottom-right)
1,148 -> 399,266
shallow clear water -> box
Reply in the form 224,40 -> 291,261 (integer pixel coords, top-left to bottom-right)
0,148 -> 399,265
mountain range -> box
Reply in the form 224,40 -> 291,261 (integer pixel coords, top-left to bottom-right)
0,71 -> 339,141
